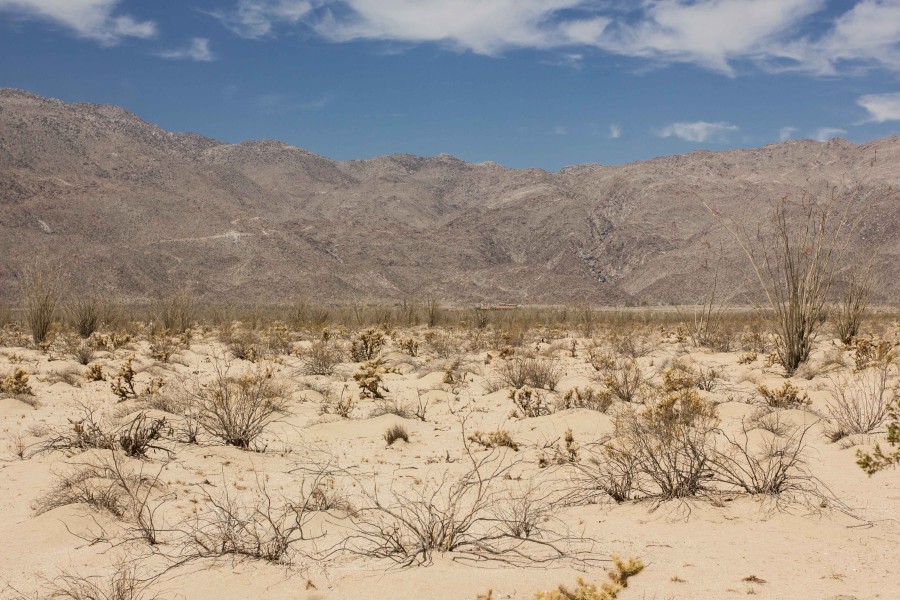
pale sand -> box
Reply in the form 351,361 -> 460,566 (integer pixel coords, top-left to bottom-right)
0,327 -> 898,600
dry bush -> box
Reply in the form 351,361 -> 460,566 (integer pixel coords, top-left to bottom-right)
384,424 -> 409,446
19,261 -> 62,344
559,386 -> 614,413
343,436 -> 586,566
713,185 -> 864,375
148,336 -> 184,363
73,340 -> 96,365
85,364 -> 105,382
34,463 -> 127,517
757,382 -> 811,409
301,340 -> 344,375
588,351 -> 651,403
857,394 -> 900,474
710,420 -> 815,496
117,413 -> 169,457
604,390 -> 718,500
350,328 -> 385,362
153,289 -> 195,334
193,363 -> 288,448
833,265 -> 875,346
510,386 -> 554,418
852,337 -> 894,371
68,296 -> 104,338
468,430 -> 519,451
1,368 -> 33,396
824,364 -> 895,441
497,356 -> 563,391
535,556 -> 645,600
369,398 -> 413,419
354,357 -> 389,399
46,366 -> 84,388
28,562 -> 160,600
227,330 -> 265,362
424,330 -> 458,358
319,385 -> 356,419
570,443 -> 638,504
189,474 -> 327,564
398,337 -> 419,357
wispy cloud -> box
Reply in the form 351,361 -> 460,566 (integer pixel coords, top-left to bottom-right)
779,126 -> 799,141
208,1 -> 900,77
608,123 -> 621,139
857,91 -> 900,123
811,127 -> 847,141
659,121 -> 739,143
552,125 -> 568,136
157,38 -> 214,61
210,0 -> 317,38
0,0 -> 157,45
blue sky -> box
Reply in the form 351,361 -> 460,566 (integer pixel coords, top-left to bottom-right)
1,1 -> 899,170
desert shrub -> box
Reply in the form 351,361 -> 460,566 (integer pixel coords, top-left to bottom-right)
354,357 -> 389,399
117,412 -> 168,457
738,352 -> 758,365
37,563 -> 160,600
384,424 -> 410,446
34,464 -> 126,517
73,340 -> 96,365
350,328 -> 385,362
425,296 -> 442,327
369,398 -> 413,419
534,556 -> 645,600
92,331 -> 132,352
301,340 -> 344,375
538,429 -> 580,467
319,386 -> 356,419
18,261 -> 62,344
714,186 -> 862,375
607,332 -> 651,358
85,364 -> 105,382
148,336 -> 184,363
190,475 -> 327,564
589,351 -> 651,403
110,358 -> 139,402
824,365 -> 895,441
1,368 -> 33,396
852,337 -> 894,371
559,386 -> 614,413
833,265 -> 875,346
710,420 -> 815,496
196,364 -> 288,448
497,356 -> 563,391
857,392 -> 900,475
757,382 -> 811,409
423,330 -> 457,358
228,330 -> 264,362
468,430 -> 519,451
263,324 -> 292,355
695,365 -> 721,392
605,389 -> 718,499
68,296 -> 104,338
510,386 -> 554,418
153,289 -> 195,334
398,337 -> 419,356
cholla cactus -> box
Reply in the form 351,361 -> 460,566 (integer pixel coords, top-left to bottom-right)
1,368 -> 33,395
354,357 -> 388,399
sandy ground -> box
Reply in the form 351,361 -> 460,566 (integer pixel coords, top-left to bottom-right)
0,323 -> 898,600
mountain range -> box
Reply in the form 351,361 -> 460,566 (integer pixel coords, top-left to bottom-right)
1,88 -> 897,306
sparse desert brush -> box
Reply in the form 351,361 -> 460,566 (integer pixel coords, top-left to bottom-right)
510,386 -> 554,418
852,337 -> 894,371
383,423 -> 409,446
588,350 -> 651,403
301,339 -> 344,375
559,386 -> 613,413
857,393 -> 900,474
695,365 -> 721,391
1,367 -> 33,396
757,382 -> 811,409
319,386 -> 355,418
824,349 -> 895,441
662,360 -> 697,393
354,357 -> 389,399
534,555 -> 645,600
92,331 -> 132,352
153,289 -> 195,334
36,562 -> 161,600
424,329 -> 458,358
351,328 -> 385,362
468,429 -> 519,451
398,336 -> 419,357
497,355 -> 563,391
228,329 -> 264,362
110,357 -> 140,401
538,428 -> 579,467
67,295 -> 104,338
738,351 -> 758,364
832,264 -> 875,346
148,335 -> 185,362
18,260 -> 62,344
607,330 -> 651,358
85,363 -> 105,382
193,363 -> 288,448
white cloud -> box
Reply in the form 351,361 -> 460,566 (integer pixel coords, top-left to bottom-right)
811,127 -> 847,141
779,126 -> 798,141
659,121 -> 738,143
157,38 -> 214,61
858,91 -> 900,122
0,0 -> 156,45
208,1 -> 900,77
608,123 -> 621,139
211,0 -> 319,38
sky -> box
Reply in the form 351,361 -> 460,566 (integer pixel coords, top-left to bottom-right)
1,1 -> 900,171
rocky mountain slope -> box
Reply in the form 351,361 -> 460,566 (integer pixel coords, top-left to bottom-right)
1,88 -> 897,306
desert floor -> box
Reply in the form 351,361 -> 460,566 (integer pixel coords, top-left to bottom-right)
0,318 -> 898,600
